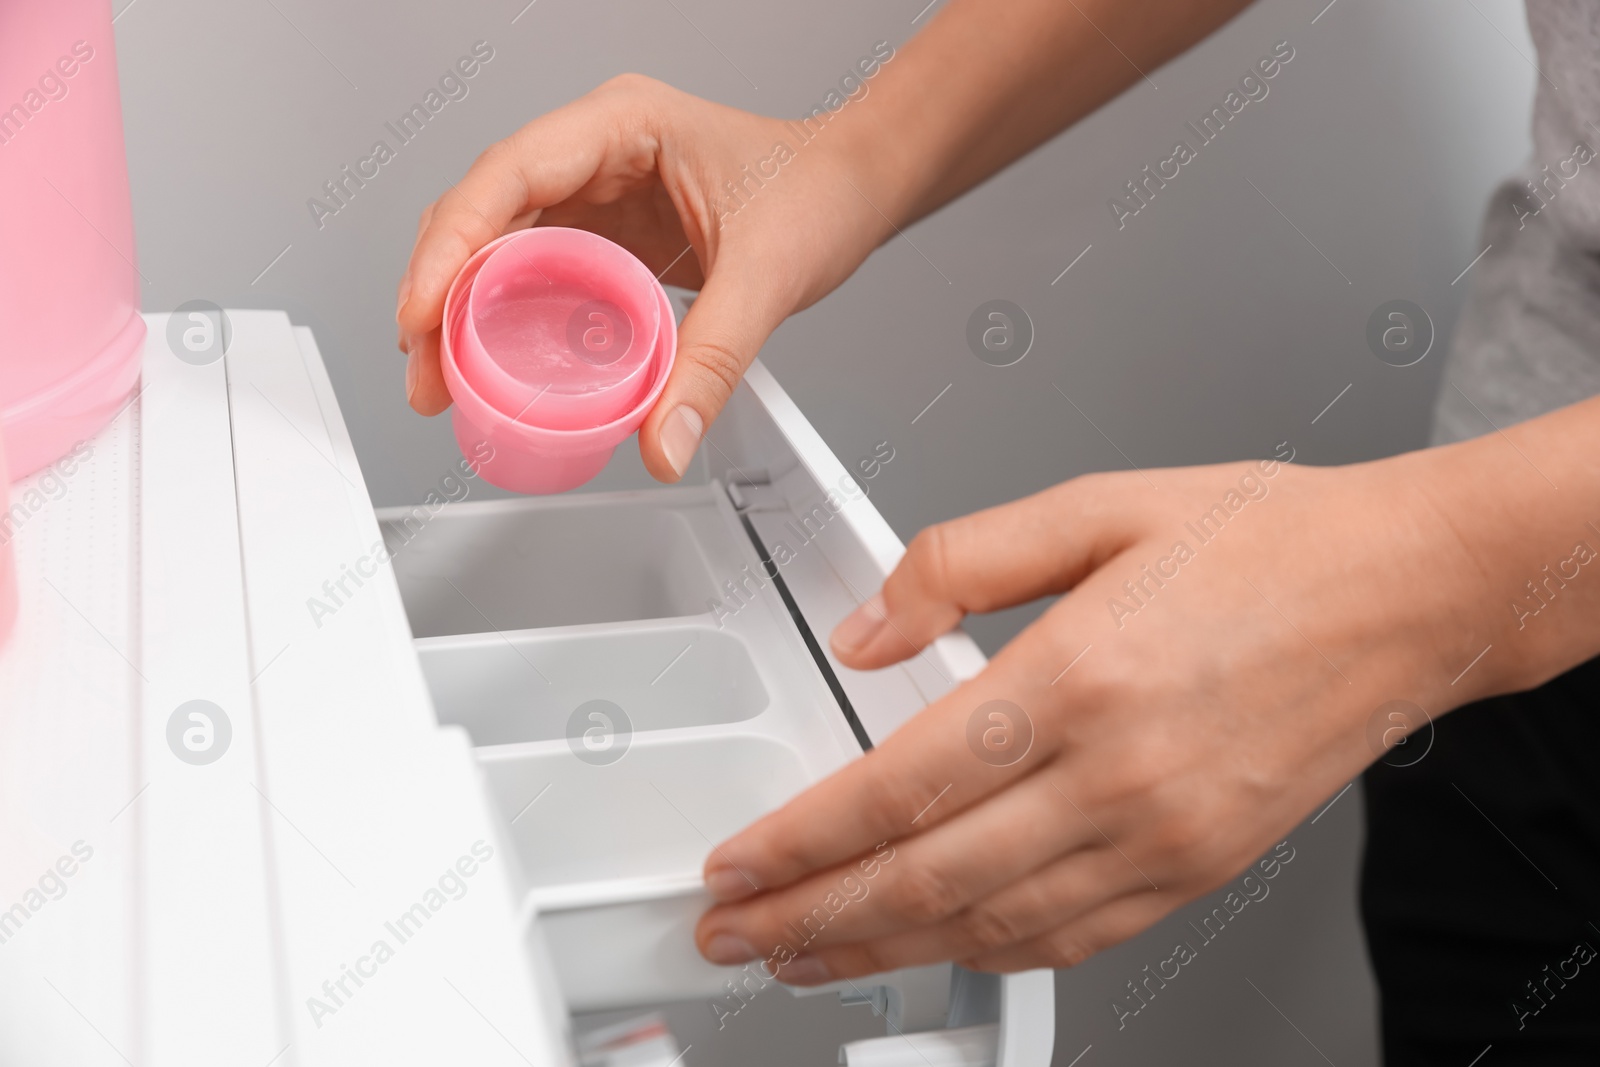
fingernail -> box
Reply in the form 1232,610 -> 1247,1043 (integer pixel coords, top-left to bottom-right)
777,955 -> 831,986
703,933 -> 758,965
396,274 -> 412,321
832,594 -> 886,655
660,405 -> 703,478
405,353 -> 418,407
706,866 -> 757,903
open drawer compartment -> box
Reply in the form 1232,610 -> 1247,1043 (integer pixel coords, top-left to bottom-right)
382,489 -> 723,636
377,470 -> 902,1017
376,358 -> 1056,1063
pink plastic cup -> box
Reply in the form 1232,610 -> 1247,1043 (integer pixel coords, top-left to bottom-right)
440,228 -> 677,494
459,230 -> 660,430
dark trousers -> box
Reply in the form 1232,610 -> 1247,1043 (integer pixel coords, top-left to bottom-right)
1363,655 -> 1600,1065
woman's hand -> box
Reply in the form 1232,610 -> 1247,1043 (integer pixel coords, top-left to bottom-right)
396,75 -> 890,481
692,444 -> 1520,981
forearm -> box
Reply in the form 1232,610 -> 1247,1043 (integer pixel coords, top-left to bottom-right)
832,0 -> 1254,224
1420,393 -> 1600,703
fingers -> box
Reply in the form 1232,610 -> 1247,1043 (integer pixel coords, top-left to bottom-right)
700,706 -> 978,906
755,847 -> 1144,984
395,82 -> 662,418
699,692 -> 1009,908
696,480 -> 1158,957
396,91 -> 625,340
397,201 -> 435,322
831,475 -> 1155,669
404,327 -> 451,415
398,203 -> 453,414
697,766 -> 1092,957
638,256 -> 790,482
699,607 -> 1082,909
960,890 -> 1174,973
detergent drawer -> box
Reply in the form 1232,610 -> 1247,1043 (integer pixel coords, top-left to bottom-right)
379,348 -> 1056,1065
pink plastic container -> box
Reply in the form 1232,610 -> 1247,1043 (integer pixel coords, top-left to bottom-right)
440,228 -> 676,494
0,0 -> 145,481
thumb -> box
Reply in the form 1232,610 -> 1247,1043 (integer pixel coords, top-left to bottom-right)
830,476 -> 1153,670
639,260 -> 787,483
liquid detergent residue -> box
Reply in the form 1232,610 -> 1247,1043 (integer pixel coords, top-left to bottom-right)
474,278 -> 642,395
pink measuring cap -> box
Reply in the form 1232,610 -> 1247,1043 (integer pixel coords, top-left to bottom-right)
440,228 -> 677,494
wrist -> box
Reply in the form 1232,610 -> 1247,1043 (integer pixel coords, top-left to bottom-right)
808,102 -> 934,237
1394,442 -> 1516,704
807,33 -> 983,231
1399,422 -> 1600,704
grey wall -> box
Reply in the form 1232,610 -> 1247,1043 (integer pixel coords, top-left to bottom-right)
115,0 -> 1536,1062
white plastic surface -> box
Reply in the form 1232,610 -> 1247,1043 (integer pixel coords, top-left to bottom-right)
486,735 -> 810,891
257,317 -> 572,1066
842,1024 -> 999,1067
420,624 -> 770,745
0,397 -> 139,1066
381,493 -> 717,636
139,313 -> 280,1064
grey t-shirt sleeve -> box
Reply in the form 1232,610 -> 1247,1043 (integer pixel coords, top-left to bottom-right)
1431,0 -> 1600,445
